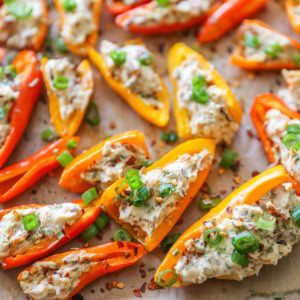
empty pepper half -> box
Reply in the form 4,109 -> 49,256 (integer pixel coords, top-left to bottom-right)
41,57 -> 94,136
105,0 -> 150,15
0,136 -> 79,203
60,130 -> 150,194
155,165 -> 300,287
250,93 -> 300,186
168,43 -> 242,143
100,138 -> 215,252
88,40 -> 170,127
286,0 -> 300,36
0,193 -> 102,269
231,19 -> 300,70
0,0 -> 48,51
199,0 -> 268,43
115,0 -> 223,35
18,242 -> 146,299
0,50 -> 43,169
54,0 -> 102,56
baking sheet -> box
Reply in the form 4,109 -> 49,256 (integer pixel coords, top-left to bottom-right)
2,0 -> 300,299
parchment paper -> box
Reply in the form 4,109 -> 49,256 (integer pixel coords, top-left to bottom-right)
2,0 -> 300,299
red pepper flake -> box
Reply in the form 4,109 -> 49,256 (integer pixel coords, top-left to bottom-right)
140,282 -> 147,293
148,278 -> 162,290
105,282 -> 112,291
252,170 -> 260,177
247,129 -> 254,138
139,269 -> 146,278
100,288 -> 105,293
90,289 -> 95,294
126,156 -> 137,166
133,289 -> 142,298
226,206 -> 233,214
117,241 -> 124,248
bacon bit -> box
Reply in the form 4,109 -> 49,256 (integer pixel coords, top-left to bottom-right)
29,266 -> 37,275
47,277 -> 53,284
105,282 -> 112,291
139,269 -> 146,278
226,206 -> 232,214
247,129 -> 254,138
133,289 -> 142,298
109,120 -> 116,129
148,278 -> 163,290
117,241 -> 124,248
112,280 -> 118,288
126,156 -> 137,166
252,170 -> 260,177
140,282 -> 147,293
218,168 -> 225,175
116,281 -> 125,289
234,176 -> 241,184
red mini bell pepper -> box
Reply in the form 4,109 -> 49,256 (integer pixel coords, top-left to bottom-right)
0,136 -> 80,203
18,242 -> 147,300
1,195 -> 102,269
105,0 -> 150,15
0,50 -> 43,168
199,0 -> 268,43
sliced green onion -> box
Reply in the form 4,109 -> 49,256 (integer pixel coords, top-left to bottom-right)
125,169 -> 140,181
160,131 -> 178,144
143,159 -> 153,167
192,75 -> 206,88
231,250 -> 249,267
138,53 -> 153,66
199,197 -> 221,211
62,0 -> 77,11
0,105 -> 10,120
82,187 -> 98,205
257,216 -> 276,232
133,187 -> 150,207
66,139 -> 78,150
85,102 -> 100,127
4,0 -> 15,4
291,205 -> 300,227
232,232 -> 259,254
156,0 -> 169,7
158,183 -> 176,198
264,44 -> 282,58
110,50 -> 126,65
129,178 -> 143,190
220,149 -> 238,169
286,123 -> 300,134
9,2 -> 33,20
56,150 -> 73,167
94,211 -> 109,231
157,270 -> 177,287
4,64 -> 16,79
53,76 -> 69,90
204,228 -> 223,246
55,37 -> 68,53
244,33 -> 260,49
282,133 -> 300,150
82,224 -> 99,242
294,53 -> 300,68
0,67 -> 4,80
160,233 -> 181,253
191,86 -> 209,104
23,214 -> 39,231
125,169 -> 143,189
40,128 -> 58,142
114,229 -> 132,242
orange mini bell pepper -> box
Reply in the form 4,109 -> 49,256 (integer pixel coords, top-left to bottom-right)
286,0 -> 300,36
231,19 -> 300,70
100,138 -> 215,252
88,42 -> 170,127
41,58 -> 94,136
0,136 -> 79,203
0,50 -> 43,169
199,0 -> 268,43
1,196 -> 102,269
60,130 -> 150,193
54,0 -> 102,56
18,242 -> 146,300
105,0 -> 150,15
168,43 -> 242,140
155,165 -> 295,287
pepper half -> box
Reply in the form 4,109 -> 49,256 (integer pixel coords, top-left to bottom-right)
286,0 -> 300,36
105,0 -> 150,15
0,50 -> 43,169
54,0 -> 102,56
41,58 -> 94,136
100,138 -> 215,252
88,41 -> 170,127
154,165 -> 294,287
168,42 -> 242,140
231,19 -> 300,70
0,136 -> 80,203
60,130 -> 150,193
18,242 -> 146,299
198,0 -> 268,43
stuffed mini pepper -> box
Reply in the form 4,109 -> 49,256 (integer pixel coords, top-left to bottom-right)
155,166 -> 300,287
60,131 -> 150,194
231,19 -> 300,70
101,138 -> 215,252
41,57 -> 94,136
18,242 -> 146,299
105,0 -> 150,15
168,43 -> 242,144
0,50 -> 43,168
251,93 -> 300,184
89,40 -> 170,127
286,0 -> 300,36
54,0 -> 102,56
0,0 -> 48,50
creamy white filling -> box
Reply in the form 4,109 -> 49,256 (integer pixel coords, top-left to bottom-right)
265,108 -> 300,182
173,55 -> 239,145
0,0 -> 43,49
0,203 -> 82,261
20,251 -> 95,300
175,183 -> 300,284
81,141 -> 147,192
61,0 -> 96,46
119,150 -> 212,237
121,0 -> 215,27
293,5 -> 300,25
44,58 -> 93,123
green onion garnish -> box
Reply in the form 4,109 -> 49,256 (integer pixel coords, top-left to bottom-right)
9,2 -> 33,20
53,76 -> 69,90
232,231 -> 259,254
4,64 -> 17,79
114,229 -> 132,242
256,216 -> 276,232
138,53 -> 153,66
110,50 -> 126,65
0,67 -> 4,80
0,105 -> 10,120
282,133 -> 300,150
40,128 -> 58,142
82,224 -> 99,242
294,53 -> 300,68
264,43 -> 282,58
204,228 -> 223,246
219,149 -> 238,169
143,159 -> 153,167
56,150 -> 73,167
82,187 -> 98,205
23,214 -> 39,231
160,131 -> 178,144
199,197 -> 221,211
133,187 -> 150,207
155,0 -> 169,7
94,211 -> 109,231
291,205 -> 300,227
231,250 -> 249,267
244,33 -> 260,49
286,123 -> 300,134
55,37 -> 68,53
160,233 -> 181,253
66,139 -> 78,150
157,269 -> 177,287
62,0 -> 77,11
191,86 -> 209,104
85,102 -> 100,127
158,183 -> 176,198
